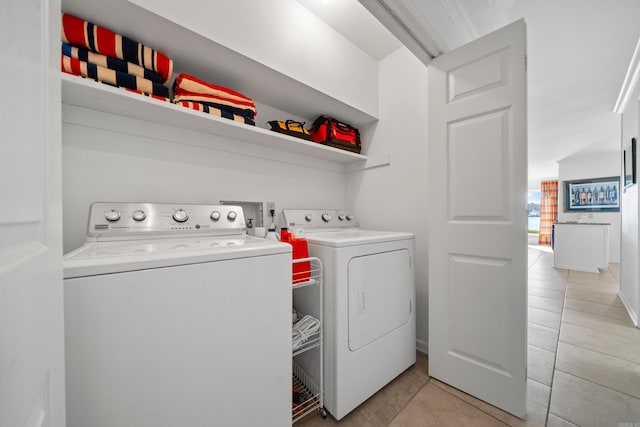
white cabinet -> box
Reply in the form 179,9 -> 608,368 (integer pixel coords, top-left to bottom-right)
553,222 -> 610,272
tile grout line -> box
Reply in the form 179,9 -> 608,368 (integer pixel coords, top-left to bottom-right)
561,308 -> 630,323
542,265 -> 569,427
547,411 -> 578,426
555,339 -> 640,367
553,366 -> 640,402
385,375 -> 433,427
560,318 -> 639,339
429,380 -> 511,426
564,292 -> 626,304
557,332 -> 640,366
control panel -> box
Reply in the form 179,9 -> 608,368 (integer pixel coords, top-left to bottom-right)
282,209 -> 358,230
87,202 -> 246,240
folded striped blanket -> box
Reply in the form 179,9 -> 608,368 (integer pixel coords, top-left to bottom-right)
175,101 -> 255,126
173,93 -> 257,119
61,54 -> 170,98
62,42 -> 164,84
123,88 -> 170,103
174,74 -> 255,105
61,12 -> 173,84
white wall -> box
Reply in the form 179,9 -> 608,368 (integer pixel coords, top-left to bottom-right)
557,152 -> 622,262
62,106 -> 348,252
620,90 -> 639,326
346,47 -> 430,352
125,0 -> 380,118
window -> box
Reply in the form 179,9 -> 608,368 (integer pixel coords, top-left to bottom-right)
528,191 -> 541,233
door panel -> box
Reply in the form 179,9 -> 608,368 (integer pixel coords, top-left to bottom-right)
429,20 -> 527,417
348,250 -> 411,351
0,1 -> 64,426
449,108 -> 510,220
448,48 -> 509,103
449,254 -> 511,375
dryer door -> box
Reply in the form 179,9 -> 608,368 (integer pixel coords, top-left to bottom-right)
348,249 -> 412,351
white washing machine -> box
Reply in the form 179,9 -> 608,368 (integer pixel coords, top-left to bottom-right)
64,202 -> 292,427
282,209 -> 416,420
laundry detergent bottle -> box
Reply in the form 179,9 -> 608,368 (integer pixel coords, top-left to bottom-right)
280,228 -> 310,284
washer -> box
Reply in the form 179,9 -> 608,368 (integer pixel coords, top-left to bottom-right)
282,209 -> 416,420
64,202 -> 292,427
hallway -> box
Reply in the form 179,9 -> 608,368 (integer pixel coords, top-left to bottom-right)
528,246 -> 640,426
298,246 -> 640,426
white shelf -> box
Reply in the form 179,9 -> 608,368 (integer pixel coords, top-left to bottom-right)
61,0 -> 379,127
61,74 -> 369,164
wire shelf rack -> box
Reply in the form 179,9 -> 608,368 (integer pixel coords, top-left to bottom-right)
292,361 -> 323,423
291,256 -> 325,423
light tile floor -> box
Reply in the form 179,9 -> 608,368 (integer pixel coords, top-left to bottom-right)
297,246 -> 640,427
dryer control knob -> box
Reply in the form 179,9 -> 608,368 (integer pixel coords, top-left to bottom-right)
227,211 -> 237,221
338,214 -> 345,221
132,210 -> 146,221
305,214 -> 313,222
321,213 -> 332,222
104,209 -> 121,222
210,211 -> 221,221
346,214 -> 354,221
173,209 -> 189,223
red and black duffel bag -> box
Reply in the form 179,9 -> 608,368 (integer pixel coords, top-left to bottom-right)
309,115 -> 361,154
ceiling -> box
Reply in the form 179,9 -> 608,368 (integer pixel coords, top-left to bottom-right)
299,0 -> 640,189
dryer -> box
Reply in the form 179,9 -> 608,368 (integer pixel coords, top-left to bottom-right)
282,209 -> 416,420
64,202 -> 292,427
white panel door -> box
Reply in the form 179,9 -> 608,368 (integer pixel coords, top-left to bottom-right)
428,20 -> 527,417
0,1 -> 65,426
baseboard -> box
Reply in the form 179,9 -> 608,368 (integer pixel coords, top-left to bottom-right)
619,291 -> 639,327
416,338 -> 428,355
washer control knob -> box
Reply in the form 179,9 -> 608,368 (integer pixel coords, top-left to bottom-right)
172,209 -> 189,223
210,211 -> 221,221
305,214 -> 313,222
227,211 -> 237,221
104,209 -> 121,222
321,213 -> 332,222
346,214 -> 354,221
132,210 -> 146,221
338,214 -> 345,221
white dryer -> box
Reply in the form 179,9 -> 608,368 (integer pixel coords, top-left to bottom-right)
64,202 -> 292,427
282,209 -> 416,420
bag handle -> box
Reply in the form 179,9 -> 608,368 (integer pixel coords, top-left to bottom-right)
285,120 -> 306,131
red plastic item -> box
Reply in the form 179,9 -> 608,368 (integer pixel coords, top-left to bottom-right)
280,228 -> 311,284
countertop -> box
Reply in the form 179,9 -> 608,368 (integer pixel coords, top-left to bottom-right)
555,221 -> 611,226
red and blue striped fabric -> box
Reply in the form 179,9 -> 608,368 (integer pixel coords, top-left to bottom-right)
173,93 -> 256,120
172,73 -> 257,123
175,101 -> 255,125
62,42 -> 164,84
61,54 -> 170,99
123,88 -> 170,103
61,12 -> 173,84
174,74 -> 255,105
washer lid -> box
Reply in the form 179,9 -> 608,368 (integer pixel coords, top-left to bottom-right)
63,236 -> 291,278
305,229 -> 414,247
